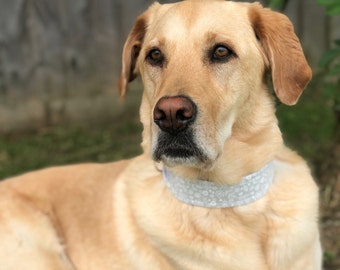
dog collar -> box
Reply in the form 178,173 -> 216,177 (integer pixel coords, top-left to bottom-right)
163,161 -> 275,208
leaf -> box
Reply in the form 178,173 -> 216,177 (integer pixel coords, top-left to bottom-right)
268,0 -> 286,10
316,0 -> 339,6
316,0 -> 340,15
322,83 -> 336,99
327,5 -> 340,15
327,64 -> 340,76
319,48 -> 340,68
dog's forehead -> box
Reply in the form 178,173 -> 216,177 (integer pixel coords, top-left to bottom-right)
146,1 -> 253,45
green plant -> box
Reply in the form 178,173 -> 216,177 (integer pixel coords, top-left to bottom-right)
316,0 -> 340,151
317,0 -> 340,15
319,37 -> 340,142
317,0 -> 340,116
317,0 -> 340,80
314,1 -> 340,268
268,0 -> 288,10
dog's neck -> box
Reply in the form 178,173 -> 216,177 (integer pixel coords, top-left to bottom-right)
162,161 -> 275,208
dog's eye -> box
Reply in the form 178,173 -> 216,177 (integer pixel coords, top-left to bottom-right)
146,48 -> 164,66
211,45 -> 233,62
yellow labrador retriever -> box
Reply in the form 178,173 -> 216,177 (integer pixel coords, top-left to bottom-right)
0,0 -> 321,269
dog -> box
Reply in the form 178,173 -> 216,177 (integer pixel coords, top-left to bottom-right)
0,0 -> 321,269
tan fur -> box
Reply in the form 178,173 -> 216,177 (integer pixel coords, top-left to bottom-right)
0,1 -> 321,269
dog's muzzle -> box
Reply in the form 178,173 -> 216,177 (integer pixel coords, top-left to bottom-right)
152,96 -> 206,164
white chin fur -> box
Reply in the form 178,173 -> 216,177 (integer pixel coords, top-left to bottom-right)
160,155 -> 205,168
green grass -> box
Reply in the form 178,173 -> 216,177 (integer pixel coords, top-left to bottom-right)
0,112 -> 143,179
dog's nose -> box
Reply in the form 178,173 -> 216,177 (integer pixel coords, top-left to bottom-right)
153,96 -> 196,134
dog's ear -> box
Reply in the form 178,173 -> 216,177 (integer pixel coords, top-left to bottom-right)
249,4 -> 312,105
118,3 -> 160,97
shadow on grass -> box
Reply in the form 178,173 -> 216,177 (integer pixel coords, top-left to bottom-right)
0,93 -> 143,180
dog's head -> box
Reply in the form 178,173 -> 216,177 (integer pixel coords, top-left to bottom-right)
119,0 -> 311,174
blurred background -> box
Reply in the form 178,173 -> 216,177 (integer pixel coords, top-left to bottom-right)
0,0 -> 339,268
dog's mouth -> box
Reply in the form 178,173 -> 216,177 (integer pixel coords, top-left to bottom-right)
151,95 -> 213,168
152,129 -> 207,167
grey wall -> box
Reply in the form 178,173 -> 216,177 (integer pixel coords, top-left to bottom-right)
0,0 -> 338,133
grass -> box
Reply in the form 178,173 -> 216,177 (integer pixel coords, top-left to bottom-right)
0,105 -> 143,179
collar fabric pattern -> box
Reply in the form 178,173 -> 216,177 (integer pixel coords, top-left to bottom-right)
163,162 -> 275,208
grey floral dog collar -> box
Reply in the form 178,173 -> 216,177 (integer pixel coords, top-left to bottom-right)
163,162 -> 275,208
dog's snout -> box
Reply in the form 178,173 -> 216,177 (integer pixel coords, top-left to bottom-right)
153,96 -> 196,134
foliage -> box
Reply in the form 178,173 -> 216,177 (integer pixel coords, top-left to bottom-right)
317,0 -> 340,82
314,1 -> 340,267
319,39 -> 340,116
317,0 -> 340,108
268,0 -> 288,10
316,0 -> 340,146
316,0 -> 340,15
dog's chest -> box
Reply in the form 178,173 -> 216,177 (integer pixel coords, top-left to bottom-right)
153,218 -> 267,269
137,194 -> 268,269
